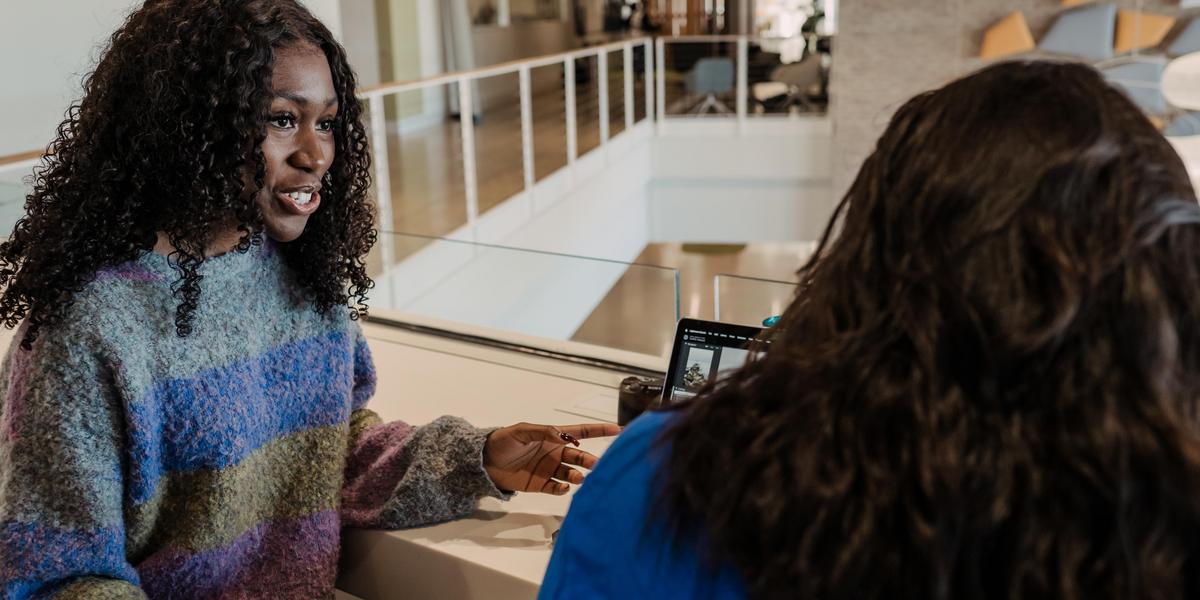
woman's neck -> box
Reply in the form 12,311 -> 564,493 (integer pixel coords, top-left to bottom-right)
153,225 -> 247,258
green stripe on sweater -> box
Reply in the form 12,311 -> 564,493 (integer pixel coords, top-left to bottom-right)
127,423 -> 349,559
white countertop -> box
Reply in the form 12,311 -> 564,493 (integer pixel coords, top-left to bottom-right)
337,322 -> 646,600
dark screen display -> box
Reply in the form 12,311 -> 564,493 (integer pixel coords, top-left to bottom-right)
665,324 -> 766,403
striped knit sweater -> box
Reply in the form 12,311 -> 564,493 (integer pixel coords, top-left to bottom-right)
0,241 -> 507,599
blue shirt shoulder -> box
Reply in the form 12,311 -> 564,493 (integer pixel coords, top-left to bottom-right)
539,410 -> 744,599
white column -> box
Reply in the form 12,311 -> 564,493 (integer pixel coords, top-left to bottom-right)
565,58 -> 578,164
519,65 -> 536,216
598,52 -> 610,145
497,0 -> 511,26
458,79 -> 480,239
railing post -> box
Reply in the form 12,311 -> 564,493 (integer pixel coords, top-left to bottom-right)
645,39 -> 654,127
457,79 -> 479,240
623,43 -> 635,132
519,65 -> 535,217
598,51 -> 610,146
737,36 -> 749,129
367,94 -> 395,271
713,275 -> 722,322
565,57 -> 578,167
655,38 -> 667,131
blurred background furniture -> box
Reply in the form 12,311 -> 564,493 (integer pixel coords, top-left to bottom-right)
752,54 -> 824,113
685,57 -> 735,115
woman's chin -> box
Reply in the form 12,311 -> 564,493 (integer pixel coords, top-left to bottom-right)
262,218 -> 308,243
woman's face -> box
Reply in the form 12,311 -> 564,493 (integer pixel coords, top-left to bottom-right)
255,44 -> 338,242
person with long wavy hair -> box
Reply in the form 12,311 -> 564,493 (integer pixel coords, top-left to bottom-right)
0,1 -> 617,598
541,60 -> 1200,599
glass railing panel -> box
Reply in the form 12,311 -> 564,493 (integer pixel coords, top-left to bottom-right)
378,82 -> 468,238
530,62 -> 569,182
661,40 -> 737,117
574,55 -> 602,156
473,72 -> 525,215
369,231 -> 680,358
607,49 -> 626,138
748,37 -> 829,117
713,274 -> 798,327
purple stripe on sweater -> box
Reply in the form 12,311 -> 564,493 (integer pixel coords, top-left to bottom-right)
125,331 -> 357,504
340,420 -> 416,528
137,510 -> 340,599
0,520 -> 138,590
93,261 -> 166,283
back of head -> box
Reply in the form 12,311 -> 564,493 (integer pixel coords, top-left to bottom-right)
661,61 -> 1200,599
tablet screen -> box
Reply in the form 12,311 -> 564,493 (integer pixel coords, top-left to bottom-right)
662,318 -> 768,404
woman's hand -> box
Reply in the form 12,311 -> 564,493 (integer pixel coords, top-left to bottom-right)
484,422 -> 621,495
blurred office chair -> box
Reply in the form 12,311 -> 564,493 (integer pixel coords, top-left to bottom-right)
753,55 -> 824,113
685,57 -> 735,115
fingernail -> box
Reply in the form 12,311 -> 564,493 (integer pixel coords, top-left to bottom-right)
559,431 -> 580,446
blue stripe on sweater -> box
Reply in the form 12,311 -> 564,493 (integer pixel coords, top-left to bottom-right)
126,331 -> 357,504
0,520 -> 139,595
352,337 -> 376,411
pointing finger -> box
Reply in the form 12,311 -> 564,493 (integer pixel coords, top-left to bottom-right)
557,423 -> 622,441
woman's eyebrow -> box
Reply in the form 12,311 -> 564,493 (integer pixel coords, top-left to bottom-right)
274,92 -> 338,109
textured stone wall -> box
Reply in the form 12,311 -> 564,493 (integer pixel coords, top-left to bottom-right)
830,0 -> 1179,196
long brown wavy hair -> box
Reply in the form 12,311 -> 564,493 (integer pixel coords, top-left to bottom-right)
0,0 -> 375,347
660,61 -> 1200,599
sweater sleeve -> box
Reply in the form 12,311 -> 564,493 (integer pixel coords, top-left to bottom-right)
0,325 -> 147,599
339,323 -> 510,530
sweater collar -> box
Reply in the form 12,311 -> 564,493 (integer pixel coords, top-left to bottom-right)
133,237 -> 279,285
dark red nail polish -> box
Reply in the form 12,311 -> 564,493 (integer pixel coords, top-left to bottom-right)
559,432 -> 580,446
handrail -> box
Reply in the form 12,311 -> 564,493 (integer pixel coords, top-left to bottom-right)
0,36 -> 653,170
0,150 -> 43,171
359,36 -> 651,99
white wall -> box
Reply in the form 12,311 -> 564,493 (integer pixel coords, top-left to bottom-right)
0,0 -> 139,156
338,0 -> 381,85
0,0 -> 350,158
301,0 -> 344,40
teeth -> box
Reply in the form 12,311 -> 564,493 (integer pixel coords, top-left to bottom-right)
288,191 -> 314,205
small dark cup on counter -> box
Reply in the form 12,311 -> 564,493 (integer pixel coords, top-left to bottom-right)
617,375 -> 665,426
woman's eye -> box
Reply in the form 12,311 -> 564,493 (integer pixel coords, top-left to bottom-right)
270,115 -> 295,128
317,119 -> 336,132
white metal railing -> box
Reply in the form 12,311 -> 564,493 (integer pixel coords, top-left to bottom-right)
358,36 -> 656,270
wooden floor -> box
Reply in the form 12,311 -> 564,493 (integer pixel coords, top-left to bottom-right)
572,242 -> 815,357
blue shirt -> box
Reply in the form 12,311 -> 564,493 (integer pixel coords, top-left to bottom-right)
539,410 -> 744,599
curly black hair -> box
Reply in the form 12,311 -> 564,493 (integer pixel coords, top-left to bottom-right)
660,61 -> 1200,599
0,0 -> 375,347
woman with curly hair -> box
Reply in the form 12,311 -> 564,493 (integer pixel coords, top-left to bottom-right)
0,1 -> 616,598
542,61 -> 1200,599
